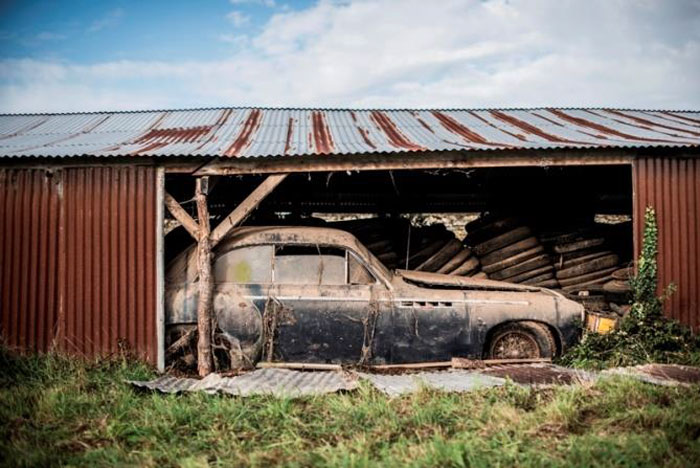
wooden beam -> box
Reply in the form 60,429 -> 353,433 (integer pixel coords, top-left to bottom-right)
192,149 -> 637,176
195,177 -> 214,377
163,191 -> 200,240
209,174 -> 288,247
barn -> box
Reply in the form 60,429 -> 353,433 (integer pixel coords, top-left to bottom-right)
1,107 -> 699,370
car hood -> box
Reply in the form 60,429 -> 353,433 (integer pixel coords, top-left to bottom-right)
395,269 -> 542,292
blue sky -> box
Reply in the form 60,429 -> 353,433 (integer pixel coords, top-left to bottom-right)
0,0 -> 313,62
0,0 -> 699,113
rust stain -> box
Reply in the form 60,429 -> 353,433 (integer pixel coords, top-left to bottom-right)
370,111 -> 425,151
548,109 -> 686,144
430,111 -> 499,146
310,111 -> 334,154
284,117 -> 295,154
640,111 -> 700,130
489,110 -> 586,144
0,116 -> 51,141
532,112 -> 608,140
659,111 -> 700,126
131,125 -> 212,155
357,126 -> 376,149
468,111 -> 526,141
224,108 -> 263,157
193,108 -> 233,152
595,109 -> 700,138
410,111 -> 436,134
349,111 -> 376,148
15,115 -> 113,153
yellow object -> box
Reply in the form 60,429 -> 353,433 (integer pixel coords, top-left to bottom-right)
585,312 -> 618,334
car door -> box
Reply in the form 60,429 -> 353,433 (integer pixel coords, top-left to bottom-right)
271,245 -> 385,364
389,289 -> 471,363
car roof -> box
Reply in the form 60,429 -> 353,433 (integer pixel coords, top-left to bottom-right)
219,225 -> 364,249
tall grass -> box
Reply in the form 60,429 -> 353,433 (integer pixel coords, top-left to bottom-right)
1,348 -> 700,467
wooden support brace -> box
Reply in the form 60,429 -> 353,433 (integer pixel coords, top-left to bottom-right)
163,191 -> 200,240
210,174 -> 287,247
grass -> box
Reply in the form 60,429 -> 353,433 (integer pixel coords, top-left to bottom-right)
2,349 -> 700,467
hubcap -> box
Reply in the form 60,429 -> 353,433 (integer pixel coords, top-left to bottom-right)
491,332 -> 540,359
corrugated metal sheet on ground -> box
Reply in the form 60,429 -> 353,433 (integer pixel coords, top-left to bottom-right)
0,166 -> 159,363
128,368 -> 358,397
356,370 -> 506,396
128,364 -> 700,398
1,107 -> 699,159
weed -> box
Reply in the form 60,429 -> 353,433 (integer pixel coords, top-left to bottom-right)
2,349 -> 700,467
560,207 -> 700,369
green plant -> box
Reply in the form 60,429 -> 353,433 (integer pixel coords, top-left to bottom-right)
560,207 -> 700,369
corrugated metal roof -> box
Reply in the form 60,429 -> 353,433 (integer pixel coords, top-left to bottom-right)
1,107 -> 699,159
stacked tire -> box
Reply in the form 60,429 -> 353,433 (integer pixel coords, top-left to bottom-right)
408,224 -> 484,277
464,215 -> 557,288
544,230 -> 621,293
329,217 -> 409,270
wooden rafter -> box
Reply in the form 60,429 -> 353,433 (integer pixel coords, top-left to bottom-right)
210,174 -> 287,247
163,191 -> 200,240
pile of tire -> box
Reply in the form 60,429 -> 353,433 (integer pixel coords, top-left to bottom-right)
543,230 -> 621,293
464,215 -> 557,288
328,217 -> 409,270
603,266 -> 633,303
327,217 -> 483,276
409,225 -> 484,277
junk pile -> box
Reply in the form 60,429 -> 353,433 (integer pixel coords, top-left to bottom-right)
464,216 -> 557,288
463,213 -> 634,314
324,214 -> 633,314
328,217 -> 484,277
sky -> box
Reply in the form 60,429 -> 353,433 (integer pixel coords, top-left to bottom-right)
0,0 -> 699,113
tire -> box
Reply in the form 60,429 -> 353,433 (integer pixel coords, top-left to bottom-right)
482,245 -> 545,274
556,254 -> 619,279
486,321 -> 556,359
474,226 -> 532,256
489,254 -> 551,280
466,217 -> 521,245
480,237 -> 540,266
553,238 -> 605,254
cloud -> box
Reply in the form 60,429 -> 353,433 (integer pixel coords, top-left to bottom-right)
1,0 -> 699,113
226,10 -> 251,27
87,8 -> 124,33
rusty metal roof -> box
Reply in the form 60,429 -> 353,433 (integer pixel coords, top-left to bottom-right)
1,107 -> 699,159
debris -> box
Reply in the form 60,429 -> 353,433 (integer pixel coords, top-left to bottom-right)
603,364 -> 700,386
480,363 -> 596,385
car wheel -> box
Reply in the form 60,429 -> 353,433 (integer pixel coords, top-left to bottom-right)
486,321 -> 556,359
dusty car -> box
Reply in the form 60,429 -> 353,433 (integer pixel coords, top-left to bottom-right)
165,226 -> 584,366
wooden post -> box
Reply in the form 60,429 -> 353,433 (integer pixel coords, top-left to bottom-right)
195,177 -> 213,376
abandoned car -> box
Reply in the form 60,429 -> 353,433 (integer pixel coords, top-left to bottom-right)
165,226 -> 584,366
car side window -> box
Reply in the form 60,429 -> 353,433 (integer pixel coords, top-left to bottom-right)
273,245 -> 346,285
213,245 -> 273,284
348,254 -> 374,285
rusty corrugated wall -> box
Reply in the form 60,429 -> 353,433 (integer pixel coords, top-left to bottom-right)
0,166 -> 159,363
634,156 -> 700,330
